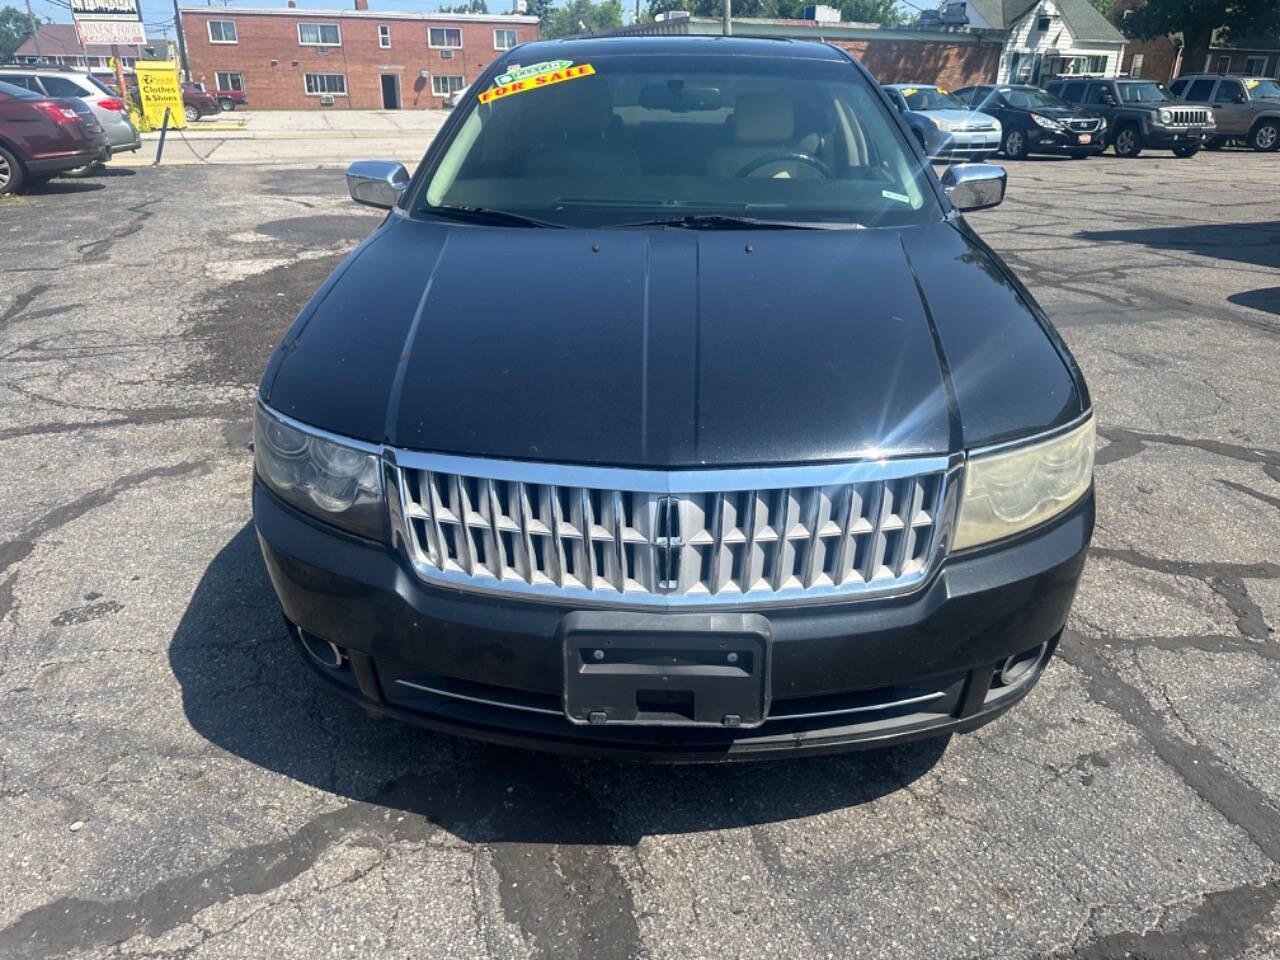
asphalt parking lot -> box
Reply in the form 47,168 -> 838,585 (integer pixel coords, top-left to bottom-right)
2,150 -> 1279,959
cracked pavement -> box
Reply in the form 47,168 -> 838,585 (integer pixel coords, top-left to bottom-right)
1,150 -> 1279,959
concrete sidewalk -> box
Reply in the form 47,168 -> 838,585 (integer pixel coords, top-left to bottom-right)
117,108 -> 449,167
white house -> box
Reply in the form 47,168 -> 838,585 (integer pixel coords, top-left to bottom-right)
945,0 -> 1126,83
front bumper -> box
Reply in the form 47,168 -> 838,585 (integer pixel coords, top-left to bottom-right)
1144,125 -> 1214,147
254,481 -> 1093,761
927,127 -> 1001,160
1027,128 -> 1106,155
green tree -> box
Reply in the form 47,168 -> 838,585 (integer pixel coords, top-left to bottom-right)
1122,0 -> 1280,77
441,0 -> 488,10
0,5 -> 42,62
1086,0 -> 1117,14
543,0 -> 624,36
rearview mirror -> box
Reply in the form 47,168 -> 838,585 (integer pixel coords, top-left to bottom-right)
940,163 -> 1007,212
347,160 -> 410,210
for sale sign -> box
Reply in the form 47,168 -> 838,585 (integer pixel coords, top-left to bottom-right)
76,19 -> 146,45
70,0 -> 141,21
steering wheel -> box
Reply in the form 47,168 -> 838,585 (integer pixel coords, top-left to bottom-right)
735,151 -> 832,179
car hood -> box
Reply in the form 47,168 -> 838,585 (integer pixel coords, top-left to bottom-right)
1031,105 -> 1101,120
915,108 -> 998,126
262,217 -> 1083,466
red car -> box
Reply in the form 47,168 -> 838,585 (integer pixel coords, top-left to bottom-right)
212,88 -> 247,112
0,79 -> 110,195
181,83 -> 219,122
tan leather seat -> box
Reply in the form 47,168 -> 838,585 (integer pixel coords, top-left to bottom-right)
707,93 -> 799,177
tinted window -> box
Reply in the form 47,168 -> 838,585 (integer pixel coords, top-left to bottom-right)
1084,83 -> 1111,104
1185,78 -> 1216,100
0,73 -> 42,92
419,54 -> 942,229
1169,78 -> 1187,95
1002,87 -> 1070,109
1214,80 -> 1244,103
1060,80 -> 1086,103
0,78 -> 40,99
40,75 -> 88,98
1119,82 -> 1173,102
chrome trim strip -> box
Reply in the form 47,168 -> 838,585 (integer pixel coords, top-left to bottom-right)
394,678 -> 563,716
770,689 -> 947,721
386,448 -> 953,492
257,400 -> 382,455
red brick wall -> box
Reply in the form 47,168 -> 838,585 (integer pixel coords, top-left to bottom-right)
828,38 -> 1003,89
1108,0 -> 1180,81
182,11 -> 539,110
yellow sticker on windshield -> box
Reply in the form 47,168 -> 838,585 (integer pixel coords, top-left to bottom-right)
936,87 -> 949,94
1245,79 -> 1260,90
902,87 -> 918,97
479,63 -> 596,104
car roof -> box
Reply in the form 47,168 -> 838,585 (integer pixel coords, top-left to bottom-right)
504,34 -> 849,63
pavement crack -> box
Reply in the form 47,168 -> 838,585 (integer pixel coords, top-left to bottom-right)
1096,426 -> 1280,470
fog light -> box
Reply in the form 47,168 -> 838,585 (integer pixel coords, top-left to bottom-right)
295,626 -> 347,670
997,642 -> 1047,687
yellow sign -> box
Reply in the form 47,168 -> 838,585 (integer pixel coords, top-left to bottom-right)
135,59 -> 185,129
478,63 -> 595,104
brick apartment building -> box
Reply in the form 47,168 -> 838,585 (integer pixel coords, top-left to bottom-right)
179,3 -> 539,109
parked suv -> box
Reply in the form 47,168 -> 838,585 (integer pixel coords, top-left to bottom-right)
0,79 -> 110,194
1045,77 -> 1214,157
1169,74 -> 1280,151
254,39 -> 1096,761
882,83 -> 1001,161
952,84 -> 1106,158
0,65 -> 140,169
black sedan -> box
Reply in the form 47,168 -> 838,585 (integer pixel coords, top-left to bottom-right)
253,37 -> 1095,761
953,84 -> 1108,159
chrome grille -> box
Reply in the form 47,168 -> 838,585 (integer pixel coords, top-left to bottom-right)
1067,118 -> 1103,132
390,454 -> 954,606
1168,108 -> 1210,126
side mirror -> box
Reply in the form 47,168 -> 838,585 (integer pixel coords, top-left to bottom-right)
1102,94 -> 1116,106
941,163 -> 1007,212
347,160 -> 410,210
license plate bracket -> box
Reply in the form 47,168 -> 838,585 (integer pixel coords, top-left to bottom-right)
560,611 -> 772,728
1078,133 -> 1092,144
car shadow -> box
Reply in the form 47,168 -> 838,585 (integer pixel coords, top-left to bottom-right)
80,166 -> 138,178
24,179 -> 105,194
169,524 -> 949,846
1228,287 -> 1280,316
1079,221 -> 1280,270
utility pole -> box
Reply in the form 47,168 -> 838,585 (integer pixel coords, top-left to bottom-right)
722,0 -> 731,34
172,0 -> 191,80
24,0 -> 42,61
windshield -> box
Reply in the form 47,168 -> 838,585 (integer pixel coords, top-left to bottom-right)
1001,87 -> 1071,109
900,86 -> 964,110
416,53 -> 940,229
1120,82 -> 1174,102
1245,78 -> 1280,98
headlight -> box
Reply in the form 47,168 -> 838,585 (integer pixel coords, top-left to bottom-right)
1156,108 -> 1172,124
254,403 -> 385,539
1031,113 -> 1063,131
953,417 -> 1095,550
931,115 -> 958,132
1096,117 -> 1107,131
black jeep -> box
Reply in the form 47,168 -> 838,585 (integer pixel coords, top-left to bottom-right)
1045,77 -> 1215,158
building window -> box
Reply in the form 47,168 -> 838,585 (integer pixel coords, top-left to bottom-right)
208,20 -> 237,43
298,23 -> 341,46
1128,53 -> 1144,77
1036,14 -> 1050,29
379,24 -> 391,48
215,70 -> 244,92
304,72 -> 347,95
1245,56 -> 1267,76
431,74 -> 465,96
494,28 -> 517,49
429,27 -> 462,48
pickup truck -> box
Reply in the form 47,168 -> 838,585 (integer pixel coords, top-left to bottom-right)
213,88 -> 247,112
1045,77 -> 1214,158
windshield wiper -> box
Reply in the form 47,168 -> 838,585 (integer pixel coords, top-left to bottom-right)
420,204 -> 566,229
608,214 -> 857,231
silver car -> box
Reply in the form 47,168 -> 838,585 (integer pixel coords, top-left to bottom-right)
0,66 -> 142,166
883,83 -> 1001,162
